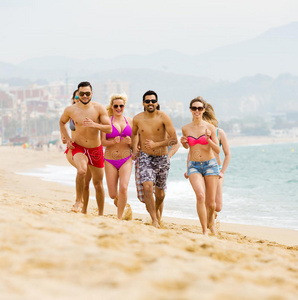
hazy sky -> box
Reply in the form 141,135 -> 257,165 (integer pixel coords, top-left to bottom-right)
1,0 -> 298,64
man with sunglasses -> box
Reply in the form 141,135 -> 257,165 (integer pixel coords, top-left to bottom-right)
60,81 -> 112,214
131,90 -> 178,228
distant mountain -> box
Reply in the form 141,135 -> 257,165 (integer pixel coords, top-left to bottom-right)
194,22 -> 298,80
0,22 -> 297,81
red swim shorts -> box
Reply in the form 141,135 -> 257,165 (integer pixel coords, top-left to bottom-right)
71,142 -> 104,168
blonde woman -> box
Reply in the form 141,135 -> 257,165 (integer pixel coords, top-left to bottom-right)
202,102 -> 231,214
101,94 -> 133,219
181,96 -> 220,235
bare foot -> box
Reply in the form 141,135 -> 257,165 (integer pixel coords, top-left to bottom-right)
71,200 -> 82,213
202,230 -> 209,236
209,224 -> 216,235
152,220 -> 160,228
122,203 -> 132,221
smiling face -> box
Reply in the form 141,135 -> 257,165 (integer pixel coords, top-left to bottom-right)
143,95 -> 158,113
190,101 -> 205,119
78,86 -> 93,105
112,98 -> 125,116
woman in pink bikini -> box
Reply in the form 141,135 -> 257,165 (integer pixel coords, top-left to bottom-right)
101,94 -> 133,219
181,96 -> 220,235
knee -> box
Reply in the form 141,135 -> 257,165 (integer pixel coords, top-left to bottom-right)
119,183 -> 128,195
93,180 -> 103,191
196,192 -> 205,204
77,168 -> 87,178
109,191 -> 118,200
143,184 -> 153,195
215,203 -> 222,212
207,202 -> 216,211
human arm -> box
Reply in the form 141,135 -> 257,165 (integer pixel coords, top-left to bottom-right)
131,117 -> 139,160
59,107 -> 74,149
83,104 -> 112,133
219,129 -> 231,177
100,131 -> 120,147
180,126 -> 189,149
144,113 -> 178,150
168,141 -> 180,159
205,125 -> 220,154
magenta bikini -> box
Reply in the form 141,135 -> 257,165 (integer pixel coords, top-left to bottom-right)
104,116 -> 132,170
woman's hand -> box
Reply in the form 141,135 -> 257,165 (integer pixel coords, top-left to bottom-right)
123,136 -> 131,145
205,129 -> 212,141
113,136 -> 121,144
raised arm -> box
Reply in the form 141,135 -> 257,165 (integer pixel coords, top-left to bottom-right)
181,126 -> 189,149
83,104 -> 112,133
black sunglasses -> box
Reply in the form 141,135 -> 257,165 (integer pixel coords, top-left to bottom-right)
79,91 -> 91,97
190,106 -> 204,112
144,99 -> 157,104
113,104 -> 124,109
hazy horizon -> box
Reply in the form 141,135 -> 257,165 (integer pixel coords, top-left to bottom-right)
1,0 -> 298,64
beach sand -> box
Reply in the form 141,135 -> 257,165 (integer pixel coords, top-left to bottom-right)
0,146 -> 297,300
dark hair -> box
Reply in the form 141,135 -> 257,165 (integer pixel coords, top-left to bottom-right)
144,103 -> 160,111
143,90 -> 158,102
189,96 -> 205,108
78,81 -> 92,90
72,89 -> 78,104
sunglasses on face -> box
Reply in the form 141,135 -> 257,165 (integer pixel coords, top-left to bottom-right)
113,104 -> 124,109
79,91 -> 91,97
190,106 -> 204,112
144,99 -> 157,104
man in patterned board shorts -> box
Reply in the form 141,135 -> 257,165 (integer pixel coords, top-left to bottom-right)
131,90 -> 178,228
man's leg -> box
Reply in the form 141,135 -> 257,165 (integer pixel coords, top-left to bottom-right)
143,181 -> 159,228
81,166 -> 92,214
89,165 -> 105,215
155,188 -> 165,223
72,153 -> 89,212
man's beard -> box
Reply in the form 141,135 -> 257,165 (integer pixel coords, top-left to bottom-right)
79,98 -> 91,105
147,106 -> 156,113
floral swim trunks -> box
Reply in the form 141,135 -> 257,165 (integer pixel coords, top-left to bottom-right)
138,151 -> 170,190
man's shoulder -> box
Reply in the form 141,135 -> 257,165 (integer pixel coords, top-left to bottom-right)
91,101 -> 105,111
133,112 -> 145,120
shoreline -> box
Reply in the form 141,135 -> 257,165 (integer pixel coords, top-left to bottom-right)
1,146 -> 298,299
1,145 -> 297,243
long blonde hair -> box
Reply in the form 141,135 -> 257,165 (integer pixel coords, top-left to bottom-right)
203,101 -> 218,127
106,93 -> 128,116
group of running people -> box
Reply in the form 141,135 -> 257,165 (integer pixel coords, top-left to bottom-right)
59,82 -> 230,235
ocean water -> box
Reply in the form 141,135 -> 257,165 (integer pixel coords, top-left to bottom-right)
19,142 -> 298,230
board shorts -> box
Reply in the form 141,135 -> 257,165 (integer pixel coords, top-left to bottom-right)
138,151 -> 170,190
71,142 -> 104,168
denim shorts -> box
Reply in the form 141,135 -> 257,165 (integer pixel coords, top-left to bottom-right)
187,157 -> 220,177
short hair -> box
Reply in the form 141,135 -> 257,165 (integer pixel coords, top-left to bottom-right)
143,90 -> 158,102
78,81 -> 92,90
106,93 -> 128,116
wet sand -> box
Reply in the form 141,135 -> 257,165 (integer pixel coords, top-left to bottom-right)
0,146 -> 297,300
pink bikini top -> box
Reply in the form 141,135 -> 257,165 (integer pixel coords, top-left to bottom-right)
187,135 -> 210,146
106,116 -> 132,139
